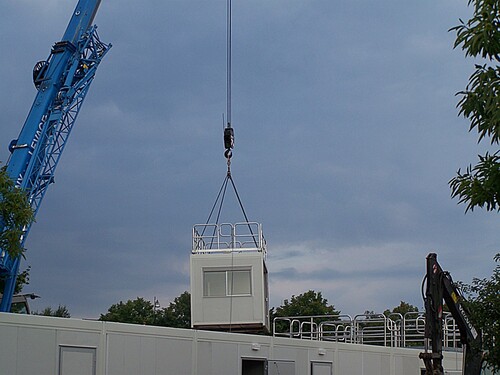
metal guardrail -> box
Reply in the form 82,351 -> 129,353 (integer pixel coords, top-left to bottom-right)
273,312 -> 461,349
192,222 -> 266,255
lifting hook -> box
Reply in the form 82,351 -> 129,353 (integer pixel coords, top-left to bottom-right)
224,125 -> 234,161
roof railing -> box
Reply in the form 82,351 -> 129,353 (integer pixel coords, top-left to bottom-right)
272,312 -> 461,349
192,222 -> 266,256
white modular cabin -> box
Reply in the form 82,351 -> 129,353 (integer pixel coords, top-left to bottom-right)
190,222 -> 269,332
0,312 -> 463,375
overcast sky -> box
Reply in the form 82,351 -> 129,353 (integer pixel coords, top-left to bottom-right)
0,1 -> 498,319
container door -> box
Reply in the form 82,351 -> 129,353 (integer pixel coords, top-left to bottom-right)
59,346 -> 96,375
311,361 -> 333,375
269,360 -> 295,375
242,358 -> 267,375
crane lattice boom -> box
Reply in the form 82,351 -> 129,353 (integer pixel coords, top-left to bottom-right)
0,0 -> 111,312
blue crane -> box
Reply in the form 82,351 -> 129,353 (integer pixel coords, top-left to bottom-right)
0,0 -> 111,312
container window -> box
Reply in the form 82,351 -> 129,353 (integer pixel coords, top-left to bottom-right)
228,270 -> 251,295
203,271 -> 226,297
203,269 -> 252,297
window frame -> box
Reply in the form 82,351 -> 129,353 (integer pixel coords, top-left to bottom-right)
203,268 -> 252,297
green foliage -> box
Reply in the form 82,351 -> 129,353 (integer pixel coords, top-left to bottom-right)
34,305 -> 71,318
270,290 -> 339,335
450,152 -> 500,211
449,1 -> 500,212
0,266 -> 31,295
272,290 -> 340,318
14,267 -> 31,294
0,166 -> 34,260
462,253 -> 500,373
450,1 -> 500,60
100,297 -> 154,325
450,4 -> 500,366
100,292 -> 191,328
383,300 -> 419,319
457,66 -> 500,144
157,291 -> 191,329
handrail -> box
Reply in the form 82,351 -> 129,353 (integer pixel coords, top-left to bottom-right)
192,222 -> 266,256
272,312 -> 461,349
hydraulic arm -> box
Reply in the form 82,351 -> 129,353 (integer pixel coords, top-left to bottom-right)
419,253 -> 483,375
0,0 -> 111,312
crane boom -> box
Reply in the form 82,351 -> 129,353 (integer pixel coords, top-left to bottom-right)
419,253 -> 483,375
0,0 -> 111,312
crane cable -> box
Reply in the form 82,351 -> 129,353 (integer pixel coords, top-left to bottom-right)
202,166 -> 256,248
203,0 -> 255,248
225,0 -> 235,334
202,0 -> 262,333
223,0 -> 234,168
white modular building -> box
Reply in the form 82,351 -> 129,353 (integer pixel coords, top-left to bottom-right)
190,222 -> 269,332
0,222 -> 466,374
0,312 -> 463,375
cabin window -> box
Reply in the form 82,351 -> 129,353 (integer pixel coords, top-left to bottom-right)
203,271 -> 226,297
203,269 -> 251,297
229,270 -> 251,295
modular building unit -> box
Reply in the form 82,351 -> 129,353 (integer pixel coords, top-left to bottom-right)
0,313 -> 463,375
190,222 -> 269,332
190,251 -> 269,331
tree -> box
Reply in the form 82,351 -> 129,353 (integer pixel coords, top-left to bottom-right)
0,166 -> 35,300
34,305 -> 71,318
157,291 -> 191,328
100,292 -> 192,328
449,1 -> 500,212
13,266 -> 31,294
0,165 -> 34,261
461,253 -> 500,373
272,290 -> 340,318
447,3 -> 500,369
270,290 -> 340,334
100,297 -> 154,325
0,265 -> 31,295
383,300 -> 419,319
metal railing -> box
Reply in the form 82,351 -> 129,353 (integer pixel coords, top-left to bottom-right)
273,312 -> 461,349
192,222 -> 266,255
